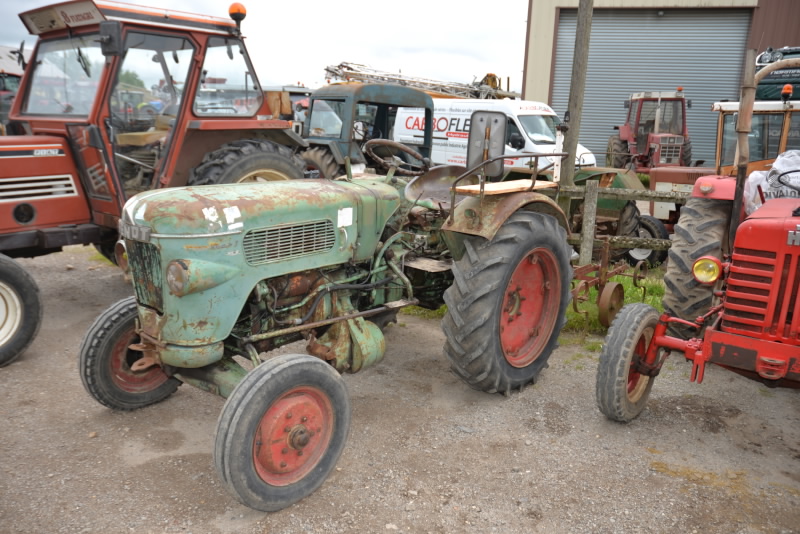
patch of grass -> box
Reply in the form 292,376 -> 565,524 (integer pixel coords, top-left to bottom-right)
400,304 -> 447,320
638,173 -> 650,187
584,340 -> 603,352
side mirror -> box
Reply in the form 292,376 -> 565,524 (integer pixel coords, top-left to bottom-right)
624,100 -> 630,109
508,132 -> 525,150
99,21 -> 123,57
466,110 -> 506,179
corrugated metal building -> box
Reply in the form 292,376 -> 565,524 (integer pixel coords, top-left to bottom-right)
523,0 -> 799,164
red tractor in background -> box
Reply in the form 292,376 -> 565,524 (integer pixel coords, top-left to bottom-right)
0,0 -> 308,367
596,55 -> 800,423
607,89 -> 692,172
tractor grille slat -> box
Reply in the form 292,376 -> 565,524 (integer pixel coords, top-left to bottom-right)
243,220 -> 336,265
0,175 -> 78,202
127,240 -> 163,312
722,247 -> 800,339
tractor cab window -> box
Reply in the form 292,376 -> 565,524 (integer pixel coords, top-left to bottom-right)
638,99 -> 684,137
308,99 -> 344,137
787,113 -> 800,152
194,37 -> 262,116
22,33 -> 105,117
108,32 -> 194,197
518,114 -> 558,144
720,112 -> 784,166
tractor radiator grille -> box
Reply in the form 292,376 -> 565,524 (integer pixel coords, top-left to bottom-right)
243,220 -> 336,265
0,175 -> 78,202
659,136 -> 683,165
722,247 -> 800,340
127,240 -> 163,312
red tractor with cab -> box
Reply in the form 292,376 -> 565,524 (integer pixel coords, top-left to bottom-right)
0,0 -> 308,367
596,55 -> 800,423
607,89 -> 692,172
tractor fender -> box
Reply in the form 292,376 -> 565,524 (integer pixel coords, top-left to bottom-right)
305,139 -> 346,165
441,192 -> 570,261
690,174 -> 737,201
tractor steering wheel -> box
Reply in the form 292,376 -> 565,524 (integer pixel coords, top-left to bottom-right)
363,139 -> 431,176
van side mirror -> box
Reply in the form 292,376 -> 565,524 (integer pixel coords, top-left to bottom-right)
467,110 -> 506,179
508,132 -> 525,150
99,21 -> 123,57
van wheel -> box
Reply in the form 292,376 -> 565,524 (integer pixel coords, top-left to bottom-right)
189,139 -> 305,185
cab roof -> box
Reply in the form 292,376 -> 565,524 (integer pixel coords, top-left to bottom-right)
312,83 -> 434,110
19,0 -> 237,36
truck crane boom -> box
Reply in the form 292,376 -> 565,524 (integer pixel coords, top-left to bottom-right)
323,62 -> 520,99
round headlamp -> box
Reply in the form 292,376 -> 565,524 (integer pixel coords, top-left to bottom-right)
692,256 -> 722,284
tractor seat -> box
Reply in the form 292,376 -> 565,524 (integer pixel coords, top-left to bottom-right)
404,165 -> 479,210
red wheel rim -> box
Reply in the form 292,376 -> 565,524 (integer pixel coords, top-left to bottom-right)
252,386 -> 334,486
627,332 -> 651,401
500,247 -> 561,368
109,327 -> 170,393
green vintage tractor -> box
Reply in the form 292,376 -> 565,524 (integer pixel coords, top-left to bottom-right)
79,111 -> 574,511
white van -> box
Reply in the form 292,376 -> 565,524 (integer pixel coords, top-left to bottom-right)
393,98 -> 596,173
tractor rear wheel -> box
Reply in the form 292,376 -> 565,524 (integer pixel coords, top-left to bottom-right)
606,135 -> 630,169
442,211 -> 572,394
300,147 -> 341,179
188,139 -> 305,185
0,254 -> 42,366
596,303 -> 660,422
214,354 -> 350,512
625,214 -> 669,267
662,197 -> 730,340
79,297 -> 180,410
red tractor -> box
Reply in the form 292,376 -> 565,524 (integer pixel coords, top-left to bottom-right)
607,89 -> 692,172
0,0 -> 307,366
596,57 -> 800,422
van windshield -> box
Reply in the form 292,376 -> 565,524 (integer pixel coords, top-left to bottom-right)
518,114 -> 559,144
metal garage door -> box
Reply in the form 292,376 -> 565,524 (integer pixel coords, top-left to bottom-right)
552,8 -> 750,165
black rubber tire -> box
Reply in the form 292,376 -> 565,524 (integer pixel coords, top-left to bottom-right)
0,254 -> 42,366
300,147 -> 341,179
606,135 -> 630,169
662,197 -> 731,340
596,303 -> 660,423
612,200 -> 640,261
79,296 -> 180,410
214,353 -> 350,512
442,211 -> 572,394
680,138 -> 693,167
188,139 -> 305,186
625,214 -> 669,267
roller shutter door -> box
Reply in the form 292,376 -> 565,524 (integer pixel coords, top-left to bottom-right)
552,9 -> 750,165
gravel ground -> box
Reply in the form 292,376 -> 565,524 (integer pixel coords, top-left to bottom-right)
1,245 -> 799,534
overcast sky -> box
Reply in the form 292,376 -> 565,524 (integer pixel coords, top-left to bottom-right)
0,0 -> 529,92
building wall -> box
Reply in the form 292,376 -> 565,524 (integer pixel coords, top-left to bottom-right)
523,0 -> 758,102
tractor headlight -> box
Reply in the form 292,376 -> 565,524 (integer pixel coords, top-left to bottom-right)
692,256 -> 722,284
165,259 -> 239,297
166,260 -> 189,296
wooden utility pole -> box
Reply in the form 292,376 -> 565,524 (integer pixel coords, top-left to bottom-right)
560,0 -> 593,188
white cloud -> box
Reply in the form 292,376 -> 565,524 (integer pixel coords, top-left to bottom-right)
1,0 -> 528,92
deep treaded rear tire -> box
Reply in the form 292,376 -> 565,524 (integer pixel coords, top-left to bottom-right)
680,138 -> 693,167
0,254 -> 42,366
301,147 -> 341,178
188,139 -> 304,185
662,197 -> 730,340
79,297 -> 180,410
625,214 -> 669,267
606,135 -> 630,169
596,303 -> 660,422
442,211 -> 572,394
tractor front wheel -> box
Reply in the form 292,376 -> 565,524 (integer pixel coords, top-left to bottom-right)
300,147 -> 341,179
596,303 -> 660,422
79,297 -> 180,410
625,214 -> 669,267
189,139 -> 305,185
214,354 -> 351,512
442,211 -> 572,394
0,254 -> 42,366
